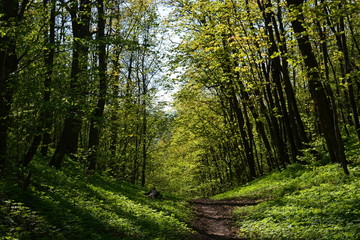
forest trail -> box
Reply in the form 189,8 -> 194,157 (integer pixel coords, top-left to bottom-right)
189,199 -> 258,240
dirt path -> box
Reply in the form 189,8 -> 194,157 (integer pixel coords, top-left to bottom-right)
189,199 -> 258,240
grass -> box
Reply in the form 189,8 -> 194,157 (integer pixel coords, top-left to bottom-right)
214,163 -> 360,239
2,138 -> 359,240
0,157 -> 193,240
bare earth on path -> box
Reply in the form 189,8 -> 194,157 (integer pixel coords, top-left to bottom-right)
189,198 -> 258,240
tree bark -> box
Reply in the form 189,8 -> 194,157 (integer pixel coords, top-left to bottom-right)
258,0 -> 298,163
230,86 -> 257,179
88,0 -> 107,170
40,0 -> 56,156
109,51 -> 121,166
321,0 -> 360,141
50,0 -> 91,168
22,0 -> 56,166
338,10 -> 360,141
286,0 -> 349,174
0,0 -> 29,167
274,0 -> 309,147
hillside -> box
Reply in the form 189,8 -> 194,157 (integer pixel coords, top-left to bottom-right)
1,157 -> 359,240
0,158 -> 193,240
214,163 -> 360,239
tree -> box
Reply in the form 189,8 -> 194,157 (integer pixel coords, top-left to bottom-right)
22,0 -> 56,167
0,0 -> 30,168
87,0 -> 107,171
286,0 -> 349,174
50,0 -> 92,168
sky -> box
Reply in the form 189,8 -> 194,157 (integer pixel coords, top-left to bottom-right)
155,2 -> 184,112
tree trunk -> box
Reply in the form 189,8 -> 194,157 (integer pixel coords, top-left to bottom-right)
243,88 -> 276,170
109,50 -> 121,164
41,0 -> 56,156
322,0 -> 360,141
274,0 -> 309,147
230,86 -> 256,180
259,0 -> 298,163
339,12 -> 360,141
0,0 -> 22,167
88,0 -> 107,170
22,0 -> 56,166
50,0 -> 91,168
286,0 -> 349,174
141,102 -> 147,186
260,60 -> 289,169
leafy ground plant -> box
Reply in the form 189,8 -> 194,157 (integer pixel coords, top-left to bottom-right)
221,164 -> 360,239
0,157 -> 193,240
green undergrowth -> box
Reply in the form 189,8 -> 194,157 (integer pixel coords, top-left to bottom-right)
0,157 -> 193,240
214,163 -> 360,239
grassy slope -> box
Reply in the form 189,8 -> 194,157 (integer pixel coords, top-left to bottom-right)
214,163 -> 360,239
0,158 -> 193,240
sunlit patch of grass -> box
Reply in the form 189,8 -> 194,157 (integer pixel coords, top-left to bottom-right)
218,164 -> 360,239
213,164 -> 310,200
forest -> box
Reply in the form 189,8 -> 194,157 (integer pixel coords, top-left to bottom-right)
1,0 -> 360,239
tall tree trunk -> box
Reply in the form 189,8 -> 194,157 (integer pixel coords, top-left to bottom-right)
41,0 -> 56,156
321,0 -> 360,141
0,0 -> 29,167
88,0 -> 107,170
274,0 -> 309,147
109,50 -> 121,164
338,11 -> 360,141
242,95 -> 257,175
220,34 -> 257,179
286,0 -> 349,174
258,0 -> 298,163
229,86 -> 256,180
259,59 -> 289,169
50,0 -> 91,168
0,0 -> 18,167
141,100 -> 147,186
22,0 -> 56,166
241,86 -> 276,170
140,53 -> 148,186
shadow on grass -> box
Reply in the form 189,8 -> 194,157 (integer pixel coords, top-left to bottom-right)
10,189 -> 125,240
6,177 -> 191,240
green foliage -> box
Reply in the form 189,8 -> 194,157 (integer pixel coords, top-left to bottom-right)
215,164 -> 360,239
0,157 -> 193,240
2,0 -> 360,238
149,80 -> 235,198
